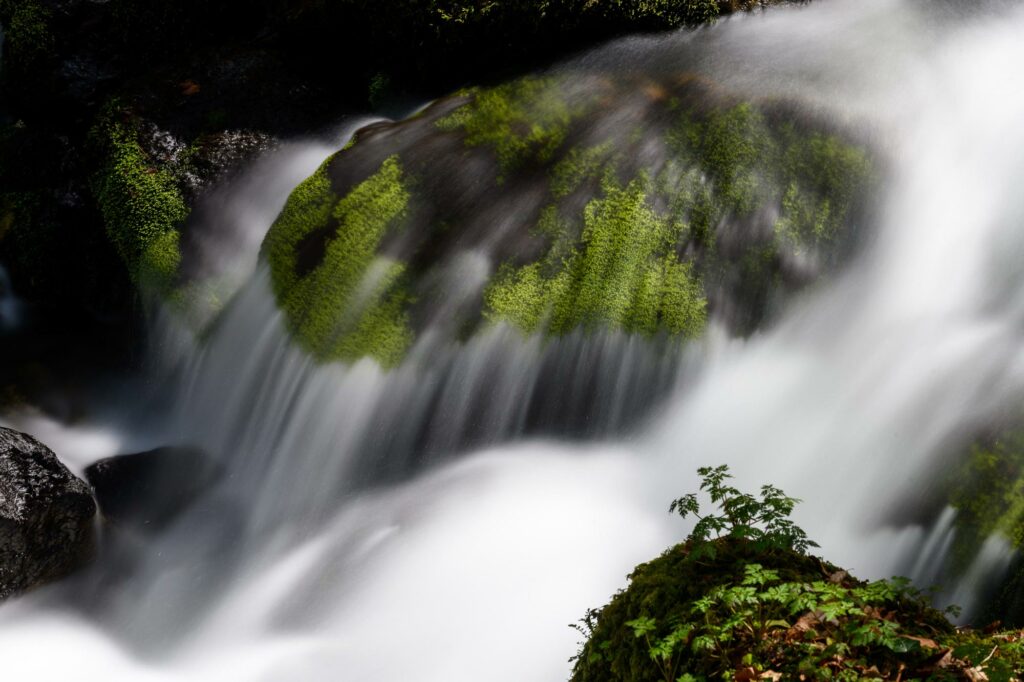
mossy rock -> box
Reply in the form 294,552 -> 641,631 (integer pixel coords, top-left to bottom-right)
262,73 -> 874,368
571,536 -> 1024,681
88,103 -> 189,297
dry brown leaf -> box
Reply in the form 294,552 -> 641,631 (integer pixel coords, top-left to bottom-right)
179,80 -> 201,96
930,649 -> 954,669
902,635 -> 940,649
735,667 -> 758,681
793,612 -> 820,632
759,672 -> 782,681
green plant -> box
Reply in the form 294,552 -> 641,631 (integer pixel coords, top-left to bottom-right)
669,464 -> 818,555
569,466 -> 1024,682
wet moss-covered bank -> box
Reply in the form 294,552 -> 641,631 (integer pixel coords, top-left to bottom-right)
262,73 -> 873,367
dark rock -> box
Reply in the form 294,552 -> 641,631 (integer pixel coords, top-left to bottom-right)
0,426 -> 96,599
85,446 -> 221,534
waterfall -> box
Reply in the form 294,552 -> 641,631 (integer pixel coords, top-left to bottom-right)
4,1 -> 1024,680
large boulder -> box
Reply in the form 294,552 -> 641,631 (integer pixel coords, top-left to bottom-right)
261,75 -> 873,368
0,426 -> 96,599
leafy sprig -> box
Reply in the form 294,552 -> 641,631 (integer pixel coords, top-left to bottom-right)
670,465 -> 819,555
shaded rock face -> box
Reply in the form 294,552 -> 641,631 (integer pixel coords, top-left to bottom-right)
85,446 -> 220,535
0,426 -> 96,599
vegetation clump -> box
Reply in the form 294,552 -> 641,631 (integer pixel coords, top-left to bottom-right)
438,77 -> 578,176
485,172 -> 707,338
0,0 -> 53,77
262,156 -> 414,367
570,465 -> 1024,681
88,106 -> 189,296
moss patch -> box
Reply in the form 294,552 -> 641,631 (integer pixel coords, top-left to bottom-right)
263,155 -> 413,367
89,108 -> 188,296
437,77 -> 578,176
486,172 -> 707,338
571,536 -> 1024,682
0,0 -> 54,75
667,104 -> 873,254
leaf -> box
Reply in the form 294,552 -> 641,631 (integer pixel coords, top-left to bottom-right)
791,612 -> 820,633
902,635 -> 940,650
759,673 -> 783,681
625,616 -> 657,638
828,570 -> 849,584
965,667 -> 990,682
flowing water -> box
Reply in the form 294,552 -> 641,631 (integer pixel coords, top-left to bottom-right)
4,0 -> 1024,679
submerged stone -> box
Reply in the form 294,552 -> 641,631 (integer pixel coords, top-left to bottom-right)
85,445 -> 221,535
0,426 -> 96,599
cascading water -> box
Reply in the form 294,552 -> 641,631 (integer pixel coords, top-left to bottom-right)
3,0 -> 1024,679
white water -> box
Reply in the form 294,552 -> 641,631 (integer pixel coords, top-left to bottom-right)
5,1 -> 1024,679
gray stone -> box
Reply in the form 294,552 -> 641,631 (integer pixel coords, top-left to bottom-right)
0,427 -> 96,599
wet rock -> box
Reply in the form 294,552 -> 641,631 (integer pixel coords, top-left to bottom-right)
0,426 -> 96,599
85,446 -> 221,534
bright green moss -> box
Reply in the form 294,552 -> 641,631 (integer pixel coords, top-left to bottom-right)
137,227 -> 182,293
437,77 -> 576,176
550,142 -> 615,199
485,172 -> 706,338
666,105 -> 872,254
264,155 -> 414,367
696,103 -> 775,214
89,113 -> 188,295
775,133 -> 873,247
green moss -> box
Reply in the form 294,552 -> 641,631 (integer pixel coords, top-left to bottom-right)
485,172 -> 706,338
550,142 -> 615,199
0,0 -> 54,73
577,0 -> 720,26
480,101 -> 871,341
665,105 -> 872,254
775,132 -> 873,247
948,430 -> 1024,567
571,535 -> 1024,682
437,77 -> 577,176
264,155 -> 414,367
137,228 -> 182,294
695,103 -> 775,214
89,109 -> 188,295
